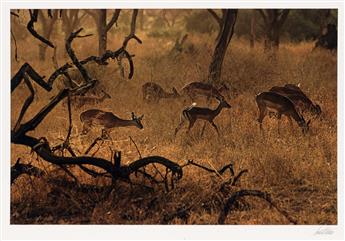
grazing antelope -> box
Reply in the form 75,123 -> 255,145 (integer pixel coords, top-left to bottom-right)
174,98 -> 231,137
67,90 -> 111,108
269,85 -> 321,116
80,109 -> 144,136
142,82 -> 180,103
180,82 -> 229,101
284,83 -> 304,93
256,92 -> 310,134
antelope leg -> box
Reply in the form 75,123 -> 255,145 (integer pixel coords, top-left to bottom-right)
287,116 -> 294,130
186,120 -> 196,134
210,121 -> 220,136
174,119 -> 185,137
200,122 -> 207,137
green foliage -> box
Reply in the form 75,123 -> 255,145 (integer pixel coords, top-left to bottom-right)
233,9 -> 338,42
282,10 -> 337,41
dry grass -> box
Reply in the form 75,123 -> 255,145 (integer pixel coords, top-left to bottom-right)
11,32 -> 337,224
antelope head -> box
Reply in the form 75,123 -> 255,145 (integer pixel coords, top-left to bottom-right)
131,112 -> 144,129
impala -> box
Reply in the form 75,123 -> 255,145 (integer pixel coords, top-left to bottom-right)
67,90 -> 111,108
142,82 -> 179,103
180,81 -> 229,101
80,109 -> 144,136
269,85 -> 321,116
174,98 -> 231,137
256,92 -> 310,134
284,83 -> 303,92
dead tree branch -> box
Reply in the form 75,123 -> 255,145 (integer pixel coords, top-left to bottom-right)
128,156 -> 183,180
11,158 -> 45,184
11,12 -> 19,17
11,30 -> 18,62
183,160 -> 235,176
207,9 -> 222,26
123,9 -> 142,49
65,28 -> 96,86
218,189 -> 297,224
105,9 -> 121,32
27,10 -> 55,48
10,22 -> 180,193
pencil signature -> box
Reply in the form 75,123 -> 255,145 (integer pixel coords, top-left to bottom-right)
314,227 -> 334,235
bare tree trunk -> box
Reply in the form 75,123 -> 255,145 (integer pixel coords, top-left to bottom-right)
98,10 -> 107,55
208,9 -> 237,84
207,9 -> 225,42
38,10 -> 58,61
319,9 -> 331,35
92,9 -> 121,56
258,9 -> 289,51
61,10 -> 85,40
139,9 -> 144,30
250,10 -> 256,48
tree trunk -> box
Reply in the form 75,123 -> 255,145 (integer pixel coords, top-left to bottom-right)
319,9 -> 331,35
208,10 -> 237,84
259,9 -> 289,51
139,10 -> 144,30
38,10 -> 58,61
98,9 -> 107,56
272,25 -> 280,49
264,24 -> 280,50
250,10 -> 256,48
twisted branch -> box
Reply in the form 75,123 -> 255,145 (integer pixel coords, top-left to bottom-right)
11,158 -> 45,184
27,10 -> 55,48
218,189 -> 297,224
123,9 -> 142,49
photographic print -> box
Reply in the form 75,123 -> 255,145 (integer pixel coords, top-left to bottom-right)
10,8 -> 337,226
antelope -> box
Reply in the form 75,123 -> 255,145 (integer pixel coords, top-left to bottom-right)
284,83 -> 304,93
180,81 -> 229,101
142,82 -> 180,103
269,85 -> 321,116
80,109 -> 144,136
256,92 -> 310,134
66,90 -> 111,109
174,98 -> 231,137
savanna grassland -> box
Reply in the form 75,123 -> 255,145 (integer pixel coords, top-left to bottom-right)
10,14 -> 337,225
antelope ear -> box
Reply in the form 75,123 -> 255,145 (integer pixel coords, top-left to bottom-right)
139,114 -> 144,120
131,112 -> 135,118
307,119 -> 311,126
297,83 -> 301,87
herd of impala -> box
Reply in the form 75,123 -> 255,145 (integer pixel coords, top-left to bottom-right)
78,81 -> 321,138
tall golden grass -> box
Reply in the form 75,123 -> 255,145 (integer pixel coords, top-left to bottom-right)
11,32 -> 337,224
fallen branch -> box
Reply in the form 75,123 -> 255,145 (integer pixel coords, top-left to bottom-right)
128,156 -> 183,180
218,189 -> 297,224
11,158 -> 45,184
183,160 -> 234,176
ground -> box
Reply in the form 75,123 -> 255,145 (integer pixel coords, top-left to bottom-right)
10,33 -> 337,224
